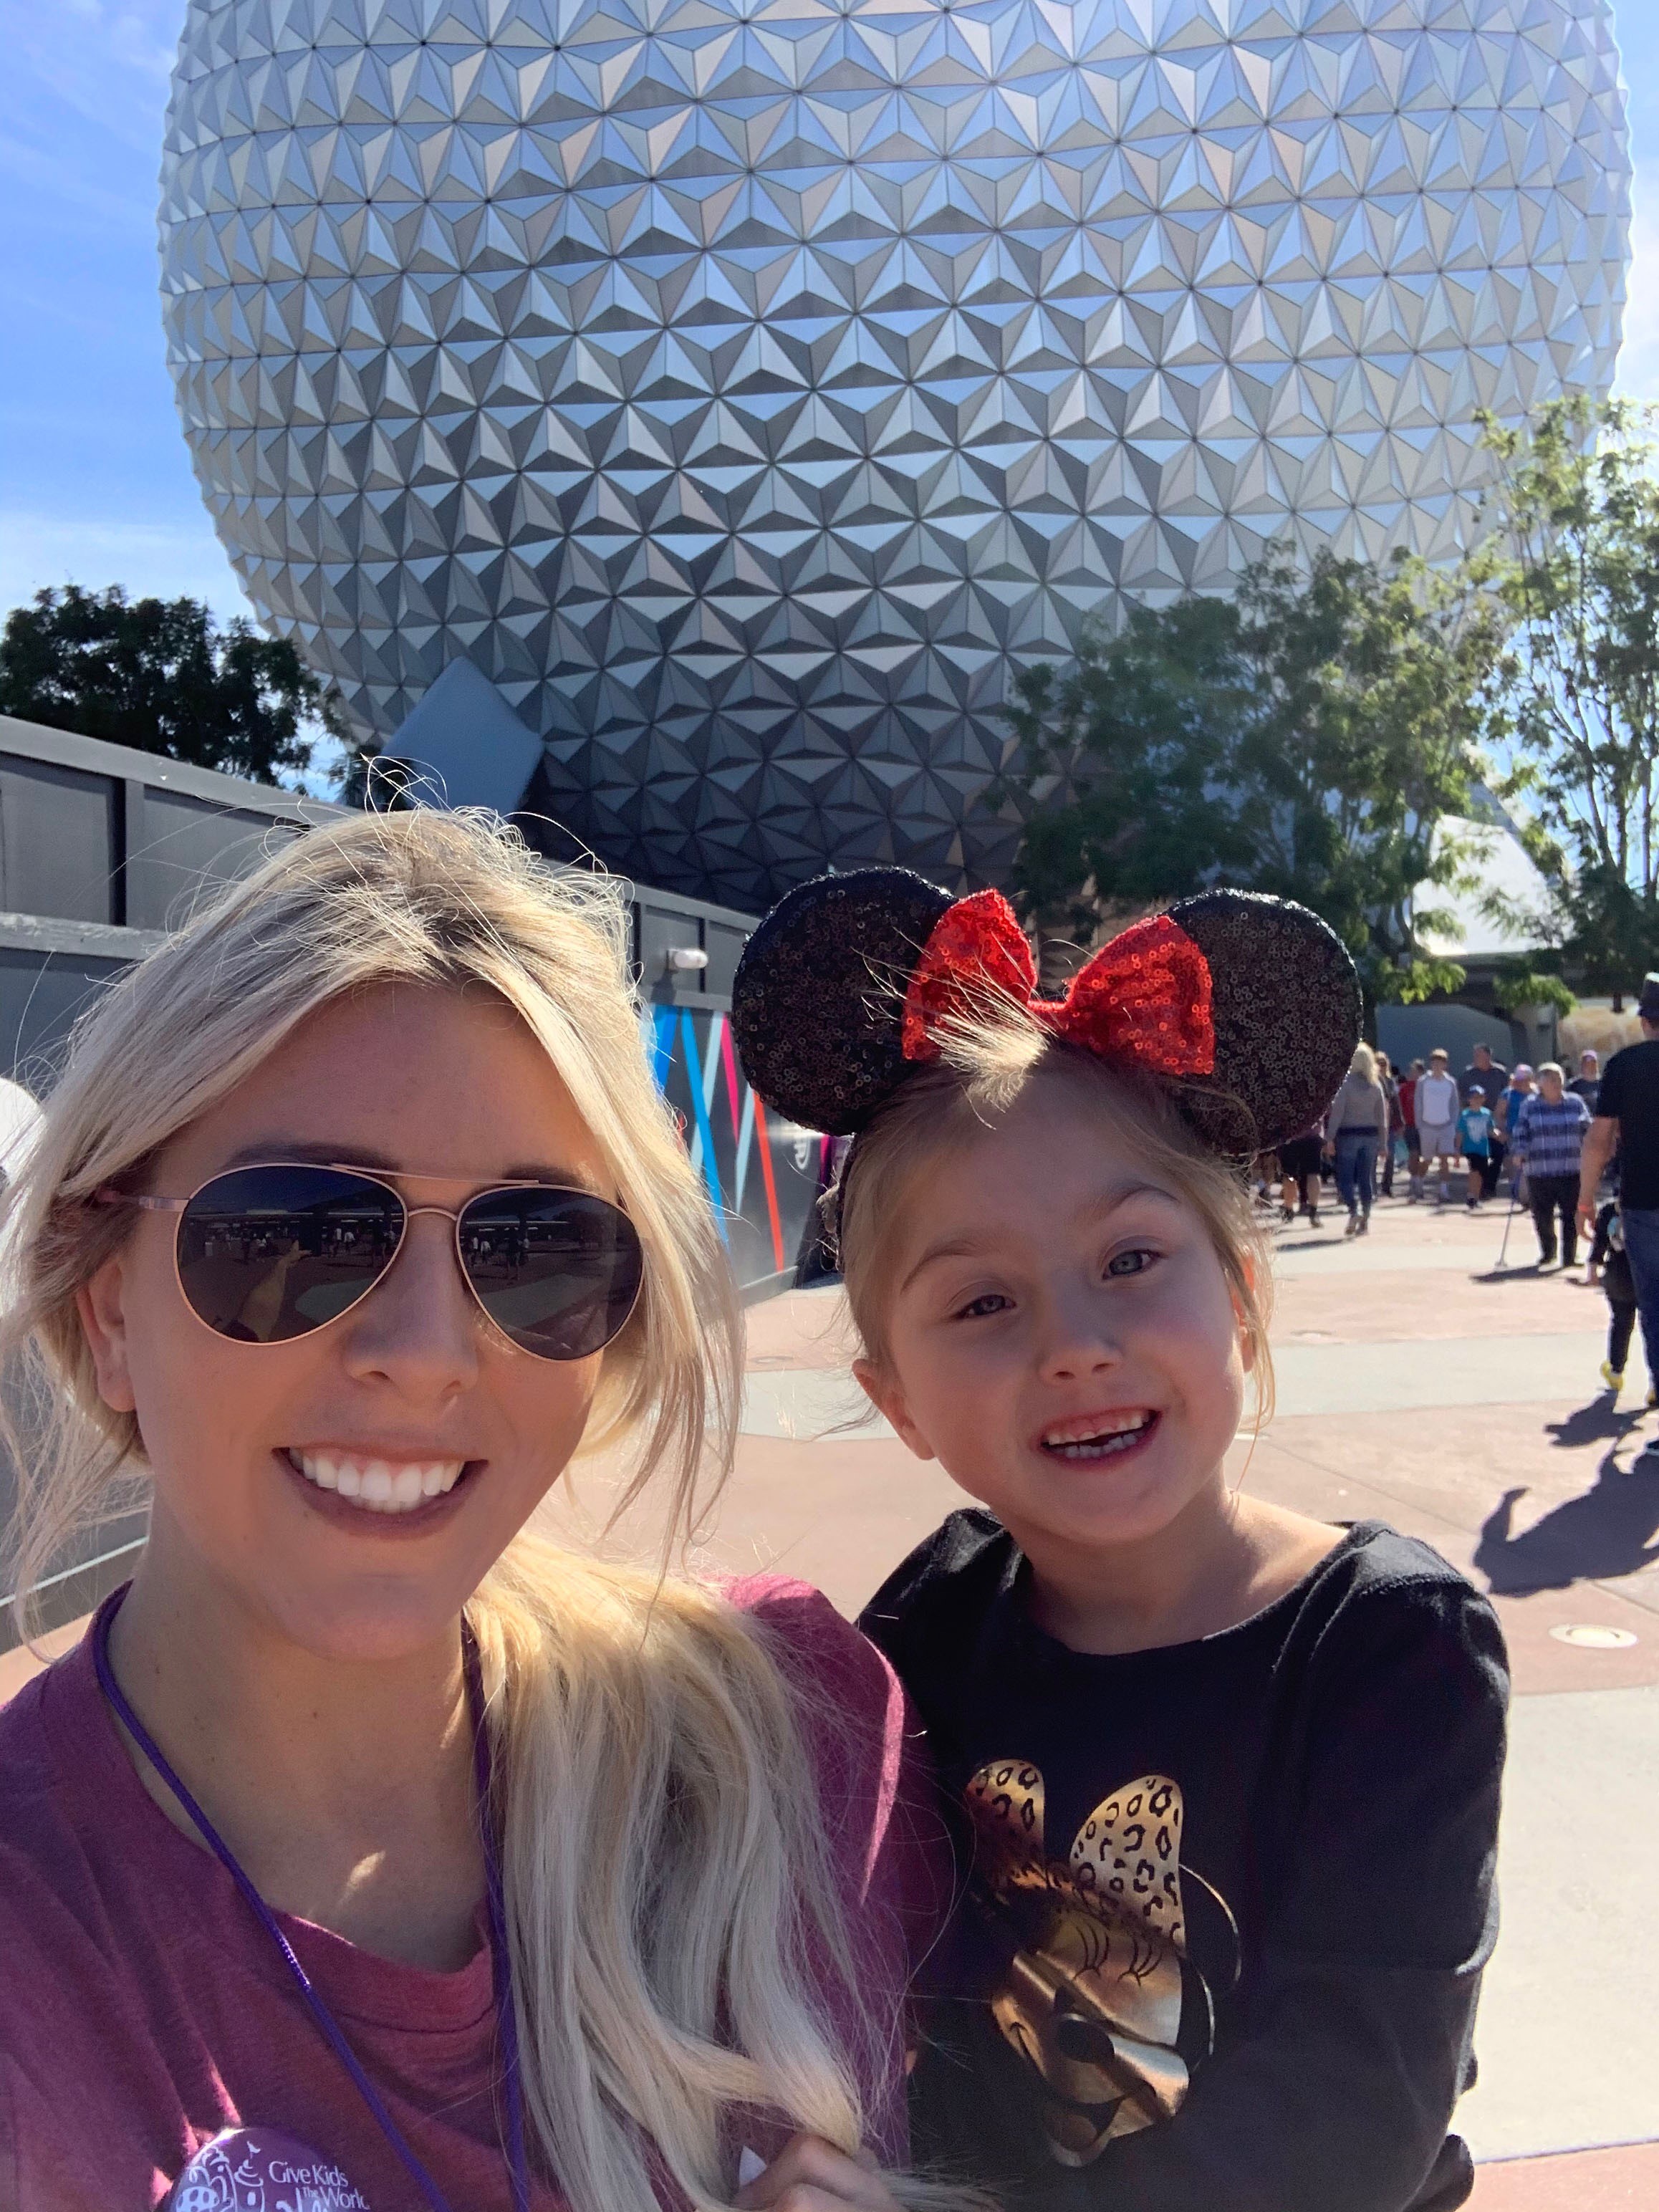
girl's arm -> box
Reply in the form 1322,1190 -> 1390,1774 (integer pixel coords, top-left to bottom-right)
1024,1577 -> 1508,2212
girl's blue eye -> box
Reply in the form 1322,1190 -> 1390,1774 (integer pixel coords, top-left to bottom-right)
956,1291 -> 1012,1320
1106,1247 -> 1156,1279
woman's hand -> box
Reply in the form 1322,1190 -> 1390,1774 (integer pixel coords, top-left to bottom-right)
736,2135 -> 902,2212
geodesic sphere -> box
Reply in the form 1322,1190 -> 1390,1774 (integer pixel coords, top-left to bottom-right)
160,0 -> 1630,910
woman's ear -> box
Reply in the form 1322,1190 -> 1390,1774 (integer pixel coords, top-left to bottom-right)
77,1252 -> 138,1415
851,1355 -> 937,1462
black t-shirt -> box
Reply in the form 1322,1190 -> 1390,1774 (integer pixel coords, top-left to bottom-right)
1460,1062 -> 1506,1107
860,1515 -> 1508,2212
1596,1039 -> 1659,1210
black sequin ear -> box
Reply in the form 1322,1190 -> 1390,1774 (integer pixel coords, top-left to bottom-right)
732,868 -> 953,1133
1165,890 -> 1362,1150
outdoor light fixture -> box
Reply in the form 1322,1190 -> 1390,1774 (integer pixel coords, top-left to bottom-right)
666,948 -> 709,974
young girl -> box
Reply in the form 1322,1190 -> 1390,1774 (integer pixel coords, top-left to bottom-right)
0,814 -> 947,2212
734,872 -> 1509,2212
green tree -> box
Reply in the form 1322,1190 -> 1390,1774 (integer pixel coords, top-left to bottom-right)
1002,547 -> 1503,1012
0,583 -> 326,785
1475,396 -> 1659,998
335,740 -> 415,812
1001,594 -> 1261,962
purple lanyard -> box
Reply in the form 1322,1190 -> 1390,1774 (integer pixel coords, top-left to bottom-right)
94,1595 -> 531,2212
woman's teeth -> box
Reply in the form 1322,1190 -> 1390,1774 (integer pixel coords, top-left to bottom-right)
292,1449 -> 466,1513
1040,1411 -> 1155,1461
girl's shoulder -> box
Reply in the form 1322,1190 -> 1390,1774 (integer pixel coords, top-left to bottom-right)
858,1512 -> 1506,1713
1282,1523 -> 1509,1693
856,1509 -> 1017,1682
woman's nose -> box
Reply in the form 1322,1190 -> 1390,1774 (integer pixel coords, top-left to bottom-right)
337,1211 -> 481,1396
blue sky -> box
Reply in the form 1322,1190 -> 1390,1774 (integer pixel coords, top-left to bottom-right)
3,1 -> 1658,629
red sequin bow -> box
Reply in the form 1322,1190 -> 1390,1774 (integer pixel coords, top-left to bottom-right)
900,890 -> 1216,1077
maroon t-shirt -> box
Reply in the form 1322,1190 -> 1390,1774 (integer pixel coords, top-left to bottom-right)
0,1576 -> 946,2211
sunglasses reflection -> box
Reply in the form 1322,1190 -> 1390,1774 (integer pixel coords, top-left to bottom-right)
177,1167 -> 641,1358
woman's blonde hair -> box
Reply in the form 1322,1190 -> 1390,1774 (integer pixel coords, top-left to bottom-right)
1350,1042 -> 1377,1082
837,1001 -> 1274,1423
0,810 -> 910,2212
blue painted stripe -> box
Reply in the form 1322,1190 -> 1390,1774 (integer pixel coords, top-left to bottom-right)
734,1082 -> 756,1211
680,1008 -> 726,1235
649,1005 -> 675,1093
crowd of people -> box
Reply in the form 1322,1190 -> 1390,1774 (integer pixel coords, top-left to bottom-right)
1254,1005 -> 1659,1423
1261,1038 -> 1607,1244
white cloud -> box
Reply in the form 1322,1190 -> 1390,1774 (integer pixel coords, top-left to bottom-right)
0,512 -> 256,627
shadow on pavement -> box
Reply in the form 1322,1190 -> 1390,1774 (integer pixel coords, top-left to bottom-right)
1474,1457 -> 1659,1596
1545,1399 -> 1643,1448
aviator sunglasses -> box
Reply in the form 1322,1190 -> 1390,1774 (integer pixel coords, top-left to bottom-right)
97,1161 -> 644,1362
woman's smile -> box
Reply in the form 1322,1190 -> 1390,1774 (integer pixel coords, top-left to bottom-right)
282,1445 -> 479,1524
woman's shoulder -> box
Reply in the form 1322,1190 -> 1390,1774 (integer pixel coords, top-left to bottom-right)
0,1638 -> 98,1860
714,1570 -> 911,1766
713,1572 -> 951,1941
0,1650 -> 125,2034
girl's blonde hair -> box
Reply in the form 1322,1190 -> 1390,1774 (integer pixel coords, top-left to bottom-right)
837,1001 -> 1274,1422
0,809 -> 905,2212
1350,1042 -> 1377,1082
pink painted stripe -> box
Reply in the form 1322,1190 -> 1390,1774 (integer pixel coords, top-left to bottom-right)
719,1021 -> 744,1144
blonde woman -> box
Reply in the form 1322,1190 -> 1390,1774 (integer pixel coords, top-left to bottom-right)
0,814 -> 946,2212
1322,1043 -> 1389,1236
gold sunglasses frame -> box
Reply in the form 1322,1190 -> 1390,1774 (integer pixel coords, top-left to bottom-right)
96,1160 -> 644,1361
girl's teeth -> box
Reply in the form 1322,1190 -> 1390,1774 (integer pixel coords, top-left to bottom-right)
1042,1414 -> 1155,1458
292,1451 -> 465,1514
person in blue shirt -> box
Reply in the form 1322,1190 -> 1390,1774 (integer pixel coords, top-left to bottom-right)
1455,1088 -> 1495,1209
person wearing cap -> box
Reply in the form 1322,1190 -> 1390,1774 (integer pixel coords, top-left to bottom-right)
1454,1087 -> 1495,1210
1459,1042 -> 1508,1198
1414,1049 -> 1461,1203
1579,978 -> 1659,1424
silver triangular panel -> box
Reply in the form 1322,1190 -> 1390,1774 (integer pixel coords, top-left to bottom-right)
160,0 -> 1630,908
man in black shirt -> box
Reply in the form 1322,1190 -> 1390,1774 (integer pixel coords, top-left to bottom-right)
1459,1042 -> 1508,1108
1579,981 -> 1659,1423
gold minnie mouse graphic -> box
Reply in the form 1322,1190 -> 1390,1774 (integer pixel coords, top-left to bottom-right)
963,1759 -> 1232,2168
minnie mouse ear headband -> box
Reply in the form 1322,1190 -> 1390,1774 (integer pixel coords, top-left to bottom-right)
731,868 -> 1361,1155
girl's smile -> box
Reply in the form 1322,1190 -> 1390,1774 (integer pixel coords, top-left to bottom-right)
855,1075 -> 1253,1579
1037,1408 -> 1160,1461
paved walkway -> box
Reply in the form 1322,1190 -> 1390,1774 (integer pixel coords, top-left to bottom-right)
6,1192 -> 1656,2204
